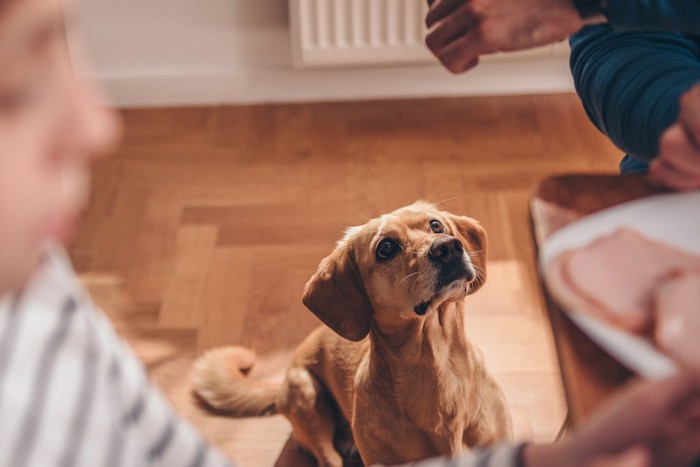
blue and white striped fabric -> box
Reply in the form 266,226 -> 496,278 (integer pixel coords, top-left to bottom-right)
396,444 -> 524,467
0,245 -> 233,467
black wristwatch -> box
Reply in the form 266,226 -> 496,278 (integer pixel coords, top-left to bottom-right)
572,0 -> 609,25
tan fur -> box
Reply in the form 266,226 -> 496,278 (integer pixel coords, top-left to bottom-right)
193,201 -> 513,466
192,347 -> 277,416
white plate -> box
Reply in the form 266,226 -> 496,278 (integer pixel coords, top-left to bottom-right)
539,190 -> 700,379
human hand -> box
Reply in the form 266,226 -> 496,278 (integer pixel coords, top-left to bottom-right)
651,84 -> 700,191
522,373 -> 700,467
424,0 -> 584,73
570,373 -> 700,466
587,447 -> 651,467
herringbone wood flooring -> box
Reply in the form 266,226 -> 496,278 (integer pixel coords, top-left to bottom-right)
68,94 -> 624,466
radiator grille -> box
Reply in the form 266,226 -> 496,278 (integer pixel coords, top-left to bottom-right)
290,0 -> 431,67
289,0 -> 568,68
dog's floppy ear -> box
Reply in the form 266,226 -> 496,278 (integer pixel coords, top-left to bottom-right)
302,242 -> 373,341
448,214 -> 488,294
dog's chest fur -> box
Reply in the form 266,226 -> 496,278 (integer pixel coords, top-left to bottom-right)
355,303 -> 485,457
396,350 -> 474,430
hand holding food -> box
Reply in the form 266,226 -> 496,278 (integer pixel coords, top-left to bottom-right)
545,227 -> 700,370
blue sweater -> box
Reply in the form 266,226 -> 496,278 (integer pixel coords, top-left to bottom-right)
569,1 -> 700,173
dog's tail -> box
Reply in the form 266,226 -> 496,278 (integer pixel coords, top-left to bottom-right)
192,346 -> 279,417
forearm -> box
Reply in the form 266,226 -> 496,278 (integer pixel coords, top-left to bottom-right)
608,0 -> 700,34
570,26 -> 700,161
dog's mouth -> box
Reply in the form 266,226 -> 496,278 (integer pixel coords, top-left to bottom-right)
438,262 -> 474,289
413,264 -> 475,316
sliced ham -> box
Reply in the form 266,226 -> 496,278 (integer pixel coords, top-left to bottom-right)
546,228 -> 700,334
653,271 -> 700,370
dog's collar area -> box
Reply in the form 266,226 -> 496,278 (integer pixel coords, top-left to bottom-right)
414,301 -> 430,315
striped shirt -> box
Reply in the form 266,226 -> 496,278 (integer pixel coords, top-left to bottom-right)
0,245 -> 233,467
399,444 -> 525,467
0,244 -> 525,467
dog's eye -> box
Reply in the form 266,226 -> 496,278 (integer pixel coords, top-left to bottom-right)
430,220 -> 445,234
376,239 -> 398,260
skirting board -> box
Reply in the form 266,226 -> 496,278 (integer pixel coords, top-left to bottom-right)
94,57 -> 575,108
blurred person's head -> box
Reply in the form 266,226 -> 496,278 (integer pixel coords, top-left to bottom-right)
0,0 -> 119,294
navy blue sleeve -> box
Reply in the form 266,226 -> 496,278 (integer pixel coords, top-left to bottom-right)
608,0 -> 700,34
570,26 -> 700,163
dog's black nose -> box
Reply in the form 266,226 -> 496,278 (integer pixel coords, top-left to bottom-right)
429,236 -> 463,264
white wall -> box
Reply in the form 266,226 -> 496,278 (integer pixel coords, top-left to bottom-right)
76,0 -> 574,108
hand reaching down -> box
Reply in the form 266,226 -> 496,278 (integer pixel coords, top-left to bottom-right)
425,0 -> 584,73
523,373 -> 700,467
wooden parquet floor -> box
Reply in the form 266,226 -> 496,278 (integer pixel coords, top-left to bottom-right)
68,94 -> 624,466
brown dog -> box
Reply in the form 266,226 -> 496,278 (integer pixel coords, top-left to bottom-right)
192,201 -> 513,466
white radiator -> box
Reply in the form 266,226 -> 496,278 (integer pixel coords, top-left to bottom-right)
289,0 -> 430,67
289,0 -> 568,68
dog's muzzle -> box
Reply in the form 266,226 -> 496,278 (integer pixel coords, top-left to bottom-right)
413,236 -> 475,316
429,236 -> 474,287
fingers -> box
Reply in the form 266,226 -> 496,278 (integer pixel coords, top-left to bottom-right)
566,373 -> 700,467
637,372 -> 700,414
651,159 -> 700,191
652,124 -> 700,191
655,408 -> 700,467
433,32 -> 483,73
425,0 -> 583,74
679,84 -> 700,147
601,373 -> 700,432
653,84 -> 700,191
426,0 -> 467,28
426,2 -> 478,50
425,3 -> 484,73
613,448 -> 651,467
659,125 -> 700,175
588,447 -> 651,467
639,371 -> 700,401
688,397 -> 700,423
429,26 -> 486,73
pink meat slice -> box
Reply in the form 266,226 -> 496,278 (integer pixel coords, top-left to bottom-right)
654,271 -> 700,370
546,228 -> 700,333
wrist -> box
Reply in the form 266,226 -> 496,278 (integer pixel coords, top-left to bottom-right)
571,0 -> 609,25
